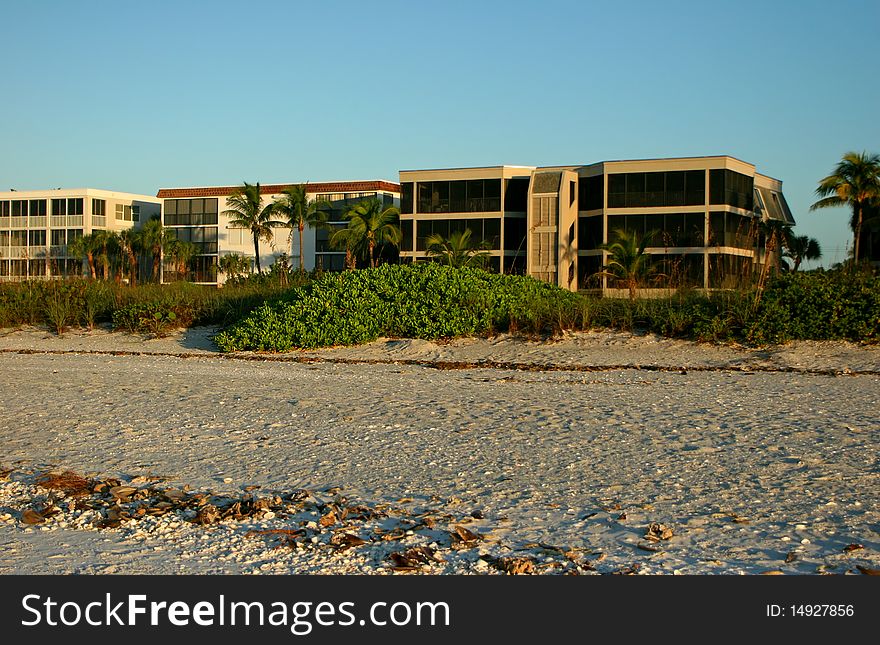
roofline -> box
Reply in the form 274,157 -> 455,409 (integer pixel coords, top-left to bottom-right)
399,165 -> 536,173
0,188 -> 161,201
157,180 -> 400,199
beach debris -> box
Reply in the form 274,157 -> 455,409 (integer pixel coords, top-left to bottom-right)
35,470 -> 93,497
245,528 -> 305,548
20,509 -> 45,525
760,570 -> 785,575
856,566 -> 880,576
785,552 -> 798,563
491,556 -> 536,575
0,467 -> 12,481
843,543 -> 864,552
330,533 -> 368,551
644,523 -> 674,542
318,509 -> 337,528
388,546 -> 444,571
449,525 -> 483,549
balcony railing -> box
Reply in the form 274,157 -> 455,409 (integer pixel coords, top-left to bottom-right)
29,216 -> 47,228
91,215 -> 107,228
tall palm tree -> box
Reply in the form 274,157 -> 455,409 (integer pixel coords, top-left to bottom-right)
117,228 -> 141,286
810,151 -> 880,263
91,229 -> 118,281
68,233 -> 98,280
331,197 -> 401,268
425,228 -> 491,268
165,238 -> 199,281
273,184 -> 329,271
223,182 -> 283,273
783,233 -> 822,272
599,228 -> 653,300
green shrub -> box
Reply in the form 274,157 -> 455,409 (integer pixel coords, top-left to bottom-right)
747,271 -> 880,343
215,264 -> 582,351
111,302 -> 181,336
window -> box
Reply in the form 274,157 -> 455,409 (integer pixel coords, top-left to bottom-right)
92,199 -> 106,216
0,201 -> 9,218
67,198 -> 84,215
115,204 -> 124,220
132,205 -> 140,221
577,216 -> 603,249
67,229 -> 83,242
115,203 -> 135,221
29,200 -> 47,217
52,199 -> 66,216
12,200 -> 27,217
578,175 -> 603,211
503,216 -> 526,252
504,178 -> 529,212
709,170 -> 754,210
569,181 -> 576,207
164,199 -> 219,226
29,230 -> 47,246
400,219 -> 413,251
607,170 -> 704,208
414,217 -> 502,250
401,183 -> 413,214
416,179 -> 502,213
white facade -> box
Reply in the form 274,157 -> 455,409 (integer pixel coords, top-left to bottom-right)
157,181 -> 401,285
0,188 -> 161,281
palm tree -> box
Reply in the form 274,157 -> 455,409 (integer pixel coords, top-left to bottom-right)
425,228 -> 491,268
91,229 -> 118,281
810,151 -> 880,264
783,233 -> 822,272
331,197 -> 401,268
273,184 -> 329,271
117,228 -> 141,286
223,182 -> 283,273
140,217 -> 166,283
68,233 -> 98,280
218,253 -> 252,280
165,238 -> 200,281
599,228 -> 654,300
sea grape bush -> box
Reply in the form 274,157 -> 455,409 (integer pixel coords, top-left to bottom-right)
214,263 -> 582,351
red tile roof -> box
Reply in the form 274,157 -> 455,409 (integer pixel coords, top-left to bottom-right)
157,180 -> 400,199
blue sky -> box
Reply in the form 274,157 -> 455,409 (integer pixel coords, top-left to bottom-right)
1,0 -> 878,267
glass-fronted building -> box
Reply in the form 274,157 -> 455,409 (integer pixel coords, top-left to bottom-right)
400,156 -> 795,293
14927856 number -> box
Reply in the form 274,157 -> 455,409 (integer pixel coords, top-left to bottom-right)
791,605 -> 854,617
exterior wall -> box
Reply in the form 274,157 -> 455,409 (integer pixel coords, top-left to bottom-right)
0,188 -> 160,281
158,182 -> 400,285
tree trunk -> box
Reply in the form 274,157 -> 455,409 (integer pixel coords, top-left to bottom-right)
369,239 -> 375,268
153,251 -> 161,283
853,203 -> 862,266
792,257 -> 802,273
298,224 -> 305,272
129,254 -> 138,287
253,231 -> 262,273
86,253 -> 96,280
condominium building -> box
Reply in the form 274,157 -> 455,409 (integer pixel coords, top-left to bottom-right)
0,188 -> 161,281
156,180 -> 400,285
400,156 -> 794,292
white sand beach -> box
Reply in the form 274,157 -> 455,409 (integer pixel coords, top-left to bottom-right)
0,326 -> 877,574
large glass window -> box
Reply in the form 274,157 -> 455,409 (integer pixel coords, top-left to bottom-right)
415,217 -> 502,251
0,201 -> 9,218
608,212 -> 706,246
165,226 -> 219,254
709,170 -> 754,210
29,200 -> 47,217
28,230 -> 46,246
607,170 -> 705,208
577,215 -> 604,249
578,175 -> 603,211
400,219 -> 413,251
92,199 -> 106,216
416,180 -> 502,213
400,183 -> 413,214
51,230 -> 66,246
12,200 -> 27,217
503,216 -> 526,252
164,199 -> 219,226
504,178 -> 529,212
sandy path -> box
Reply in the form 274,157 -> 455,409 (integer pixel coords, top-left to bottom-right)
0,347 -> 877,575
